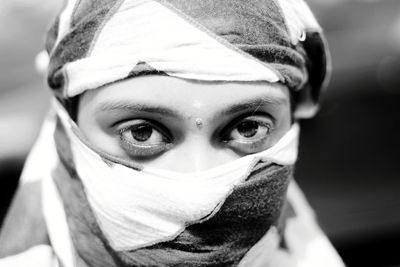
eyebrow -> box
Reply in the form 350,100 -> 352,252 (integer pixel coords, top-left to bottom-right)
95,95 -> 288,119
217,96 -> 288,118
96,101 -> 183,118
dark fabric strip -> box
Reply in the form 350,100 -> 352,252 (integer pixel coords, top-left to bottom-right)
127,61 -> 167,79
161,0 -> 290,47
47,0 -> 122,91
71,0 -> 118,28
115,162 -> 293,267
53,117 -> 293,267
155,0 -> 285,81
158,0 -> 306,88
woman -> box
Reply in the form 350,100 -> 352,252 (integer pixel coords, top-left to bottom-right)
0,0 -> 345,266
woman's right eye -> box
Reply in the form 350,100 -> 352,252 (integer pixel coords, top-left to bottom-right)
118,120 -> 173,158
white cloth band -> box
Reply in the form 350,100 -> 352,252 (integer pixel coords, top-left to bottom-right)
54,100 -> 299,251
65,0 -> 280,97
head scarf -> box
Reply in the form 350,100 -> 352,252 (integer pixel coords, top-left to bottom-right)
34,1 -> 341,266
45,0 -> 330,118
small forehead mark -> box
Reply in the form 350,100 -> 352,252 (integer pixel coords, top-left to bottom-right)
195,118 -> 203,129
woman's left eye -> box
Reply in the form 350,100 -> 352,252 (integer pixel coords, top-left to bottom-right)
118,120 -> 172,158
222,116 -> 273,154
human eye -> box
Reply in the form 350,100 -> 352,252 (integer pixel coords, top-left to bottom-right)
117,119 -> 173,158
221,115 -> 274,154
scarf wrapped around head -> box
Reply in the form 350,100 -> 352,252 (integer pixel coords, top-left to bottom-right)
36,1 -> 341,267
45,0 -> 330,119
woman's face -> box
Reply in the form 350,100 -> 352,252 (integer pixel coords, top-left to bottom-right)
77,75 -> 291,172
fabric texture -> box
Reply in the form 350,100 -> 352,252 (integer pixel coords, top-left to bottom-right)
0,0 -> 345,266
0,113 -> 345,267
51,100 -> 297,266
45,101 -> 343,266
54,100 -> 300,252
45,0 -> 330,118
52,144 -> 292,266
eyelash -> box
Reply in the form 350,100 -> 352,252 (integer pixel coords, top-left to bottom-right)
220,116 -> 273,139
116,113 -> 275,158
117,120 -> 173,158
219,115 -> 274,153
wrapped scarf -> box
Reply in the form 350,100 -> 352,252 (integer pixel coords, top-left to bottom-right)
45,0 -> 330,118
0,0 -> 345,267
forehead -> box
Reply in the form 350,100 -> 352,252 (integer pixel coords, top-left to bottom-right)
80,75 -> 290,116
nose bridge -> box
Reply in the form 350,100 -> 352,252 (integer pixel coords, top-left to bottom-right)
182,137 -> 218,172
171,134 -> 238,173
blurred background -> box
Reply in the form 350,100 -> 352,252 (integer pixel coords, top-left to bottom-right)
0,0 -> 399,266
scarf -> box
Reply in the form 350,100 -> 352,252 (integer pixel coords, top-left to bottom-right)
15,112 -> 344,267
50,100 -> 298,266
44,0 -> 330,119
27,0 -> 342,266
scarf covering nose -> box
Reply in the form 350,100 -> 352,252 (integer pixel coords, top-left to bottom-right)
36,1 -> 338,266
51,102 -> 298,266
54,100 -> 299,254
45,0 -> 330,118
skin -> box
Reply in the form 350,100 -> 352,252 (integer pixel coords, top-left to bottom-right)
78,75 -> 292,172
0,75 -> 292,256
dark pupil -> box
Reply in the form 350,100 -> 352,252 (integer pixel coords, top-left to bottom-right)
131,124 -> 153,142
237,121 -> 258,138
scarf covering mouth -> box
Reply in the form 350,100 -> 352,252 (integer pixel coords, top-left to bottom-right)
51,103 -> 298,266
46,106 -> 345,266
45,0 -> 330,118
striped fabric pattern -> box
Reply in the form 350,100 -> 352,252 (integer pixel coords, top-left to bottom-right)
52,130 -> 294,266
0,113 -> 345,267
45,0 -> 329,118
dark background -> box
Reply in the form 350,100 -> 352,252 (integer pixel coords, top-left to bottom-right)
0,1 -> 399,266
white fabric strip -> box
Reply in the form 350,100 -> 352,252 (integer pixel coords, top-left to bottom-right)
276,0 -> 321,45
0,245 -> 58,267
55,0 -> 79,47
42,175 -> 76,267
54,100 -> 299,251
65,0 -> 280,97
19,112 -> 58,184
13,105 -> 344,266
18,111 -> 75,267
